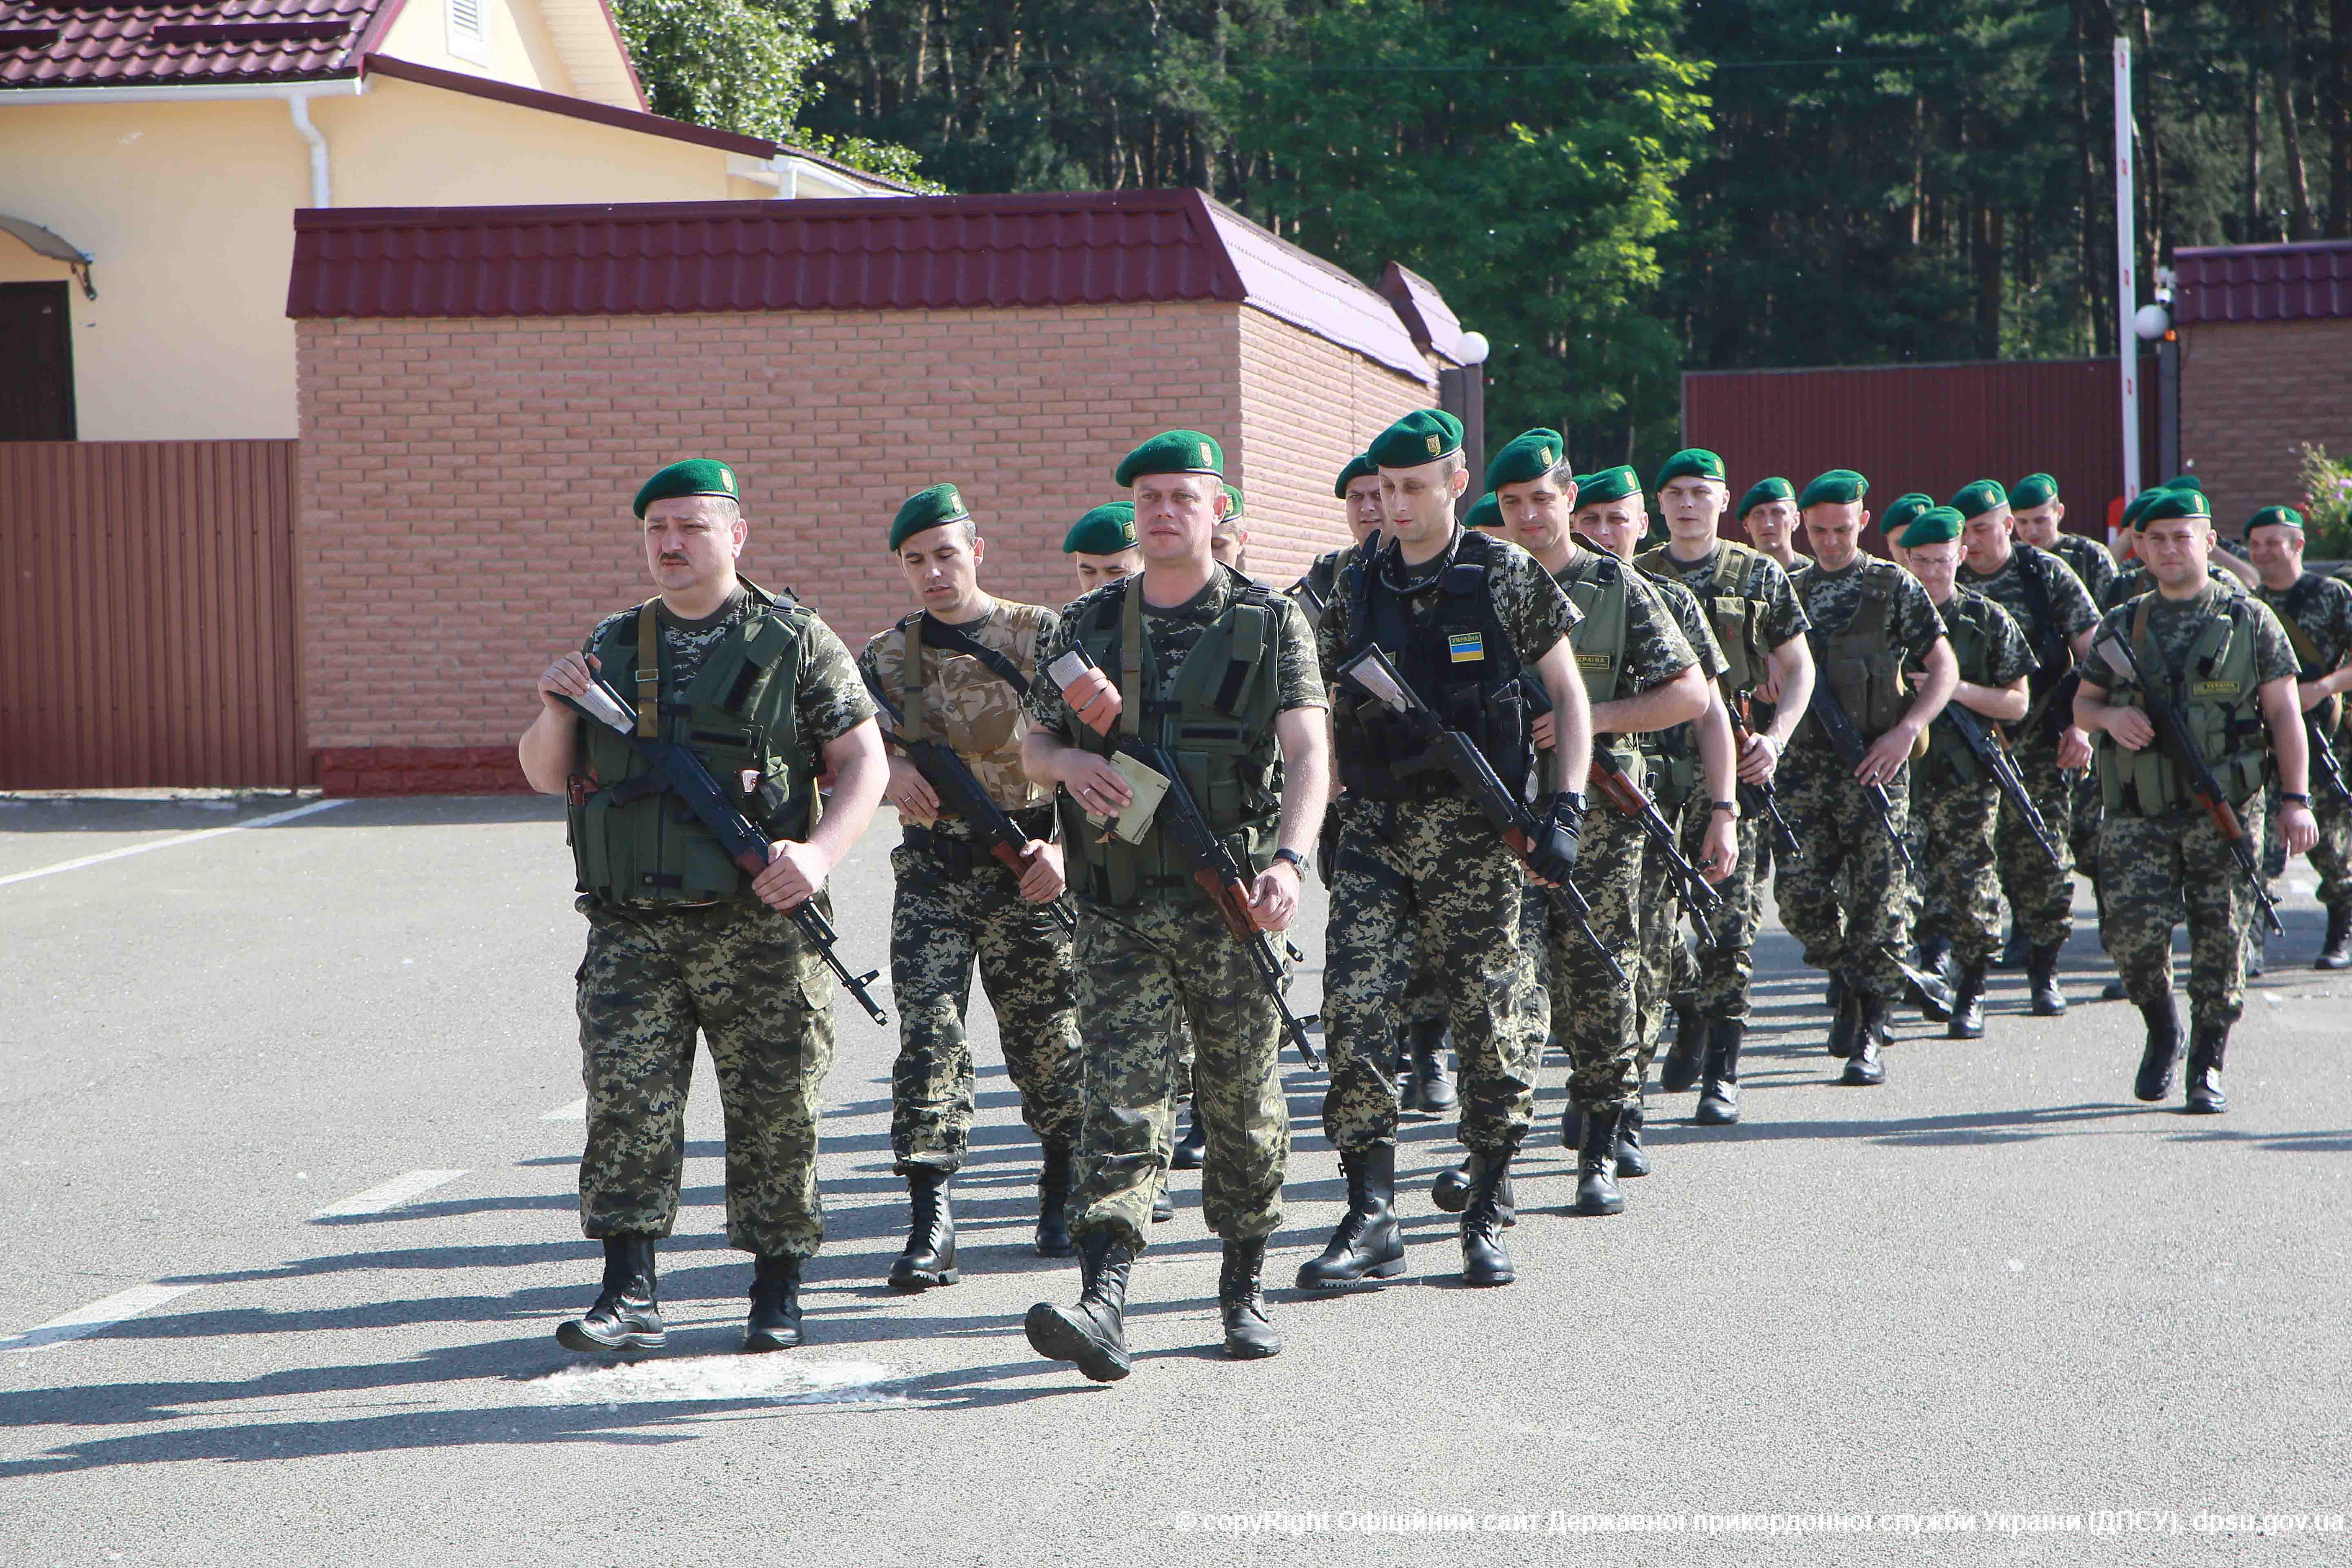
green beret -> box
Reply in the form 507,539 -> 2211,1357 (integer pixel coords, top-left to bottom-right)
1466,491 -> 1504,532
1062,502 -> 1137,556
2010,472 -> 2059,509
2137,487 -> 2211,526
633,458 -> 739,520
1577,465 -> 1640,506
2163,473 -> 2205,494
1949,479 -> 2008,521
1368,409 -> 1464,469
1333,452 -> 1378,499
2247,505 -> 2305,534
1484,428 -> 1567,492
1899,506 -> 1964,549
1879,494 -> 1935,538
888,482 -> 973,550
1798,469 -> 1868,508
1116,430 -> 1223,487
1653,448 -> 1726,489
1221,482 -> 1246,524
1737,476 -> 1794,518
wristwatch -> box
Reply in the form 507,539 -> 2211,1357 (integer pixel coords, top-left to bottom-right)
2282,791 -> 2312,805
1271,846 -> 1306,871
1710,800 -> 1738,815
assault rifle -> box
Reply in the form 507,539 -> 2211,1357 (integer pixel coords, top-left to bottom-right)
867,687 -> 1076,933
1804,681 -> 1916,874
1937,703 -> 2065,868
1723,684 -> 1801,860
2307,714 -> 2351,808
1585,745 -> 1726,948
2089,629 -> 2283,937
1336,646 -> 1624,986
562,674 -> 891,1025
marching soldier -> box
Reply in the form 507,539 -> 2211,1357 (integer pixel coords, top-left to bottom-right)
1300,411 -> 1592,1289
859,485 -> 1084,1289
2010,473 -> 2119,606
1895,507 -> 2036,1037
1951,479 -> 2101,1013
1212,482 -> 1252,577
1640,449 -> 1815,1125
2103,483 -> 2244,611
1291,453 -> 1384,616
2074,488 -> 2318,1113
1065,502 -> 1141,595
519,459 -> 888,1355
1879,494 -> 1934,573
2244,506 -> 2352,970
1739,477 -> 1809,573
1021,430 -> 1330,1379
1780,469 -> 1958,1083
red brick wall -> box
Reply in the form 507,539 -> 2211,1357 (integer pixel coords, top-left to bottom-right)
297,301 -> 1428,773
2180,318 -> 2352,521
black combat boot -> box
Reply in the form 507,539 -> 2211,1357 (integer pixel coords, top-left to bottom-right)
1826,976 -> 1861,1058
1948,963 -> 1987,1039
1460,1147 -> 1517,1286
1431,1151 -> 1515,1223
1024,1231 -> 1134,1382
2319,904 -> 2352,971
1218,1237 -> 1281,1359
1408,1017 -> 1458,1115
1615,1096 -> 1651,1178
1296,1145 -> 1405,1287
2101,976 -> 2130,1002
1995,927 -> 2028,970
556,1236 -> 665,1354
1170,1103 -> 1208,1170
1824,971 -> 1847,1014
2134,994 -> 2183,1102
2027,942 -> 2068,1016
1840,992 -> 1888,1086
2184,1023 -> 2230,1114
1694,1020 -> 1742,1125
744,1253 -> 802,1352
887,1168 -> 958,1291
1151,1180 -> 1175,1224
1035,1143 -> 1075,1258
1917,933 -> 1953,986
1659,1004 -> 1706,1093
1573,1106 -> 1625,1216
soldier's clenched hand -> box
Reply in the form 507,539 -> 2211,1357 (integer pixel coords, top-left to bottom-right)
2281,801 -> 2320,856
1017,839 -> 1067,904
1058,754 -> 1132,817
2102,708 -> 2156,752
1735,729 -> 1780,784
1245,858 -> 1301,932
753,839 -> 832,910
1856,722 -> 1919,786
538,651 -> 600,713
2055,725 -> 2093,770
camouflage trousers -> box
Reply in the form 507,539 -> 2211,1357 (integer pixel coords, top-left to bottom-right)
575,894 -> 834,1258
1661,792 -> 1762,1025
1328,812 -> 1450,1032
2100,797 -> 2267,1029
1775,747 -> 1916,1000
2069,768 -> 2105,900
1912,768 -> 2004,966
1326,795 -> 1548,1152
1995,743 -> 2078,947
1541,799 -> 1646,1112
1068,894 -> 1290,1250
887,841 -> 1082,1176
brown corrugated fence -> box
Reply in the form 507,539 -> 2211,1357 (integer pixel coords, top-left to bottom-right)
1,440 -> 308,789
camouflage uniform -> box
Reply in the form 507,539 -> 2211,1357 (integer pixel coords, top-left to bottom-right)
1911,588 -> 2037,964
1631,571 -> 1726,1068
1957,543 -> 2100,950
1319,530 -> 1579,1144
2102,559 -> 2242,612
1640,542 -> 1810,1026
858,602 -> 1081,1176
2253,572 -> 2352,914
573,586 -> 877,1257
2047,533 -> 2119,609
1025,568 -> 1324,1249
1776,557 -> 1948,1000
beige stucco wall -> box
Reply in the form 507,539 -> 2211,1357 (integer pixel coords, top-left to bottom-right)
378,0 -> 579,98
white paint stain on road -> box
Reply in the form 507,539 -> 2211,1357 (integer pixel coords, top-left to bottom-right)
529,1356 -> 908,1405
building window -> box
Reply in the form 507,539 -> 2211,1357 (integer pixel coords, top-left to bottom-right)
447,0 -> 493,67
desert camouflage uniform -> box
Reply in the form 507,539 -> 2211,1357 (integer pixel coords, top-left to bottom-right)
574,587 -> 875,1258
1025,570 -> 1324,1249
1631,571 -> 1725,1067
2253,572 -> 2352,913
1319,530 -> 1579,1145
1911,588 -> 2036,964
859,601 -> 1081,1176
1776,557 -> 1948,1000
2092,586 -> 2298,1027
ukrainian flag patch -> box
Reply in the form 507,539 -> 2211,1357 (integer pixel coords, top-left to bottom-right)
1448,631 -> 1485,663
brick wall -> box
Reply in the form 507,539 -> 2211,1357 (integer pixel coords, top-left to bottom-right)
298,300 -> 1426,781
2180,318 -> 2352,521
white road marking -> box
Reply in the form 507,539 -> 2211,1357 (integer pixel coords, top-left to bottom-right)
0,798 -> 349,889
529,1356 -> 906,1405
313,1169 -> 467,1218
541,1097 -> 587,1121
1,1283 -> 200,1354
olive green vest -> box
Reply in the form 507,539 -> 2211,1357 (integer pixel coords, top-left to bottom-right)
1061,575 -> 1285,906
2097,594 -> 2270,816
567,586 -> 817,904
1922,595 -> 1994,787
1808,562 -> 1912,741
1638,539 -> 1771,695
1557,546 -> 1636,767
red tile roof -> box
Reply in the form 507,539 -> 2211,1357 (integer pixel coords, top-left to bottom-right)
0,0 -> 387,88
285,189 -> 1438,380
2174,239 -> 2352,326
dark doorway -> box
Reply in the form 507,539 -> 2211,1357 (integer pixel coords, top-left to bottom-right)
0,281 -> 76,440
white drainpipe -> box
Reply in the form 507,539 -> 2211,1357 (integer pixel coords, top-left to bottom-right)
288,96 -> 330,208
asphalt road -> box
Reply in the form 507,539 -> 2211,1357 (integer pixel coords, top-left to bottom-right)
3,791 -> 2348,1566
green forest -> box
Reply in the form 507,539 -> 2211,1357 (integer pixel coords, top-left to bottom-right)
615,0 -> 2352,463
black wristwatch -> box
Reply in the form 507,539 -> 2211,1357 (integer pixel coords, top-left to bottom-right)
1710,800 -> 1738,815
1271,846 -> 1306,871
2282,791 -> 2312,805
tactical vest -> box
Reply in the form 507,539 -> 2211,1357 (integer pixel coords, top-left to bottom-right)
1805,561 -> 1912,742
568,584 -> 817,904
1633,566 -> 1702,804
1639,539 -> 1771,694
1921,595 -> 1996,787
1557,546 -> 1637,773
1062,572 -> 1285,906
2097,595 -> 2270,815
2268,574 -> 2346,736
1335,528 -> 1536,802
